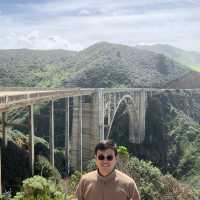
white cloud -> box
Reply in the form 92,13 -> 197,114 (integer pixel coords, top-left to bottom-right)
79,9 -> 91,16
0,0 -> 199,51
0,29 -> 82,50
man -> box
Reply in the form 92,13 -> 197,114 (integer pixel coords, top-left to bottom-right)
76,140 -> 140,200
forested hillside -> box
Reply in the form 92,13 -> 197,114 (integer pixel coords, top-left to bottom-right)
137,44 -> 200,71
0,49 -> 77,87
64,42 -> 191,88
0,42 -> 197,88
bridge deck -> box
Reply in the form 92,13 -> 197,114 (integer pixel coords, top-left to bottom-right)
0,88 -> 96,112
1,87 -> 199,112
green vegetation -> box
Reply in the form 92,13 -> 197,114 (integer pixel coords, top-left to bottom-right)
167,110 -> 200,194
34,155 -> 61,182
67,171 -> 82,196
1,128 -> 67,195
65,42 -> 191,88
0,42 -> 193,88
117,145 -> 129,155
0,49 -> 76,87
12,176 -> 65,200
137,44 -> 200,72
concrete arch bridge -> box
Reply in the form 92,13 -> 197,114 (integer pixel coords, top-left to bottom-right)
0,87 -> 150,193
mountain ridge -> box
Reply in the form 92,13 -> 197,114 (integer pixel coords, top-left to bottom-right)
0,42 -> 200,88
136,44 -> 200,72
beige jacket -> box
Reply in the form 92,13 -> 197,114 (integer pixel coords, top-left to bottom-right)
76,169 -> 140,200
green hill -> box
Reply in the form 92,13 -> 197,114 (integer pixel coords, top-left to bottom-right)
0,42 -> 194,88
136,44 -> 200,72
0,49 -> 77,87
64,42 -> 192,88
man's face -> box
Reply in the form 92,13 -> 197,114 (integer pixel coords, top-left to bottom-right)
95,148 -> 117,176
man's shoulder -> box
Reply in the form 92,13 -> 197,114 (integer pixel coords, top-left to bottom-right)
115,169 -> 135,183
81,170 -> 97,181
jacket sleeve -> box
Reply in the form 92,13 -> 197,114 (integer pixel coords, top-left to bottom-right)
76,177 -> 85,200
129,180 -> 140,200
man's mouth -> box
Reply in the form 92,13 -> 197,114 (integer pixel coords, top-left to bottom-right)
101,164 -> 110,167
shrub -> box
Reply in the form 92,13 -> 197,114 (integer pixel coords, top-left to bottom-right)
160,175 -> 194,200
12,175 -> 65,200
0,191 -> 11,200
34,155 -> 61,182
67,171 -> 82,196
86,159 -> 96,172
117,145 -> 129,155
119,156 -> 164,200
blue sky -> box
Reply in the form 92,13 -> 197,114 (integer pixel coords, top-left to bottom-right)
0,0 -> 200,51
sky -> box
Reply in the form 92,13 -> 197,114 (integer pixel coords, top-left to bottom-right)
0,0 -> 200,51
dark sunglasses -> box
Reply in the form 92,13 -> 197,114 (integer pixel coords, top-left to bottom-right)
97,154 -> 114,161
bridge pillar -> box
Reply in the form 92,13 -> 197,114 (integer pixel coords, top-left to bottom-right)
107,94 -> 111,126
0,112 -> 8,194
128,90 -> 146,143
71,93 -> 100,170
0,144 -> 1,195
64,97 -> 70,174
71,96 -> 81,171
49,100 -> 55,168
28,105 -> 34,176
98,89 -> 104,140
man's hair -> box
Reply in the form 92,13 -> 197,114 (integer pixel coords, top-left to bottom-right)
94,140 -> 118,156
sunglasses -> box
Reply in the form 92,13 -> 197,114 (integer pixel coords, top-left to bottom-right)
97,154 -> 114,161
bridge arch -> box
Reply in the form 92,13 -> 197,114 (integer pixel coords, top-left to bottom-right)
106,94 -> 136,139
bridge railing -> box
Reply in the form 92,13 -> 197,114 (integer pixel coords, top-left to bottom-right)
0,87 -> 78,91
0,88 -> 96,111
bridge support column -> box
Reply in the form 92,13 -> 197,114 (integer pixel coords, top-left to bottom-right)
113,94 -> 117,109
98,89 -> 104,140
71,93 -> 100,170
0,112 -> 8,193
49,100 -> 55,167
104,94 -> 111,137
64,97 -> 70,174
71,96 -> 82,171
107,94 -> 111,126
28,105 -> 34,176
0,144 -> 1,195
129,90 -> 146,143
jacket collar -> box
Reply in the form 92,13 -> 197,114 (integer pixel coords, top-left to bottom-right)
97,169 -> 116,182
